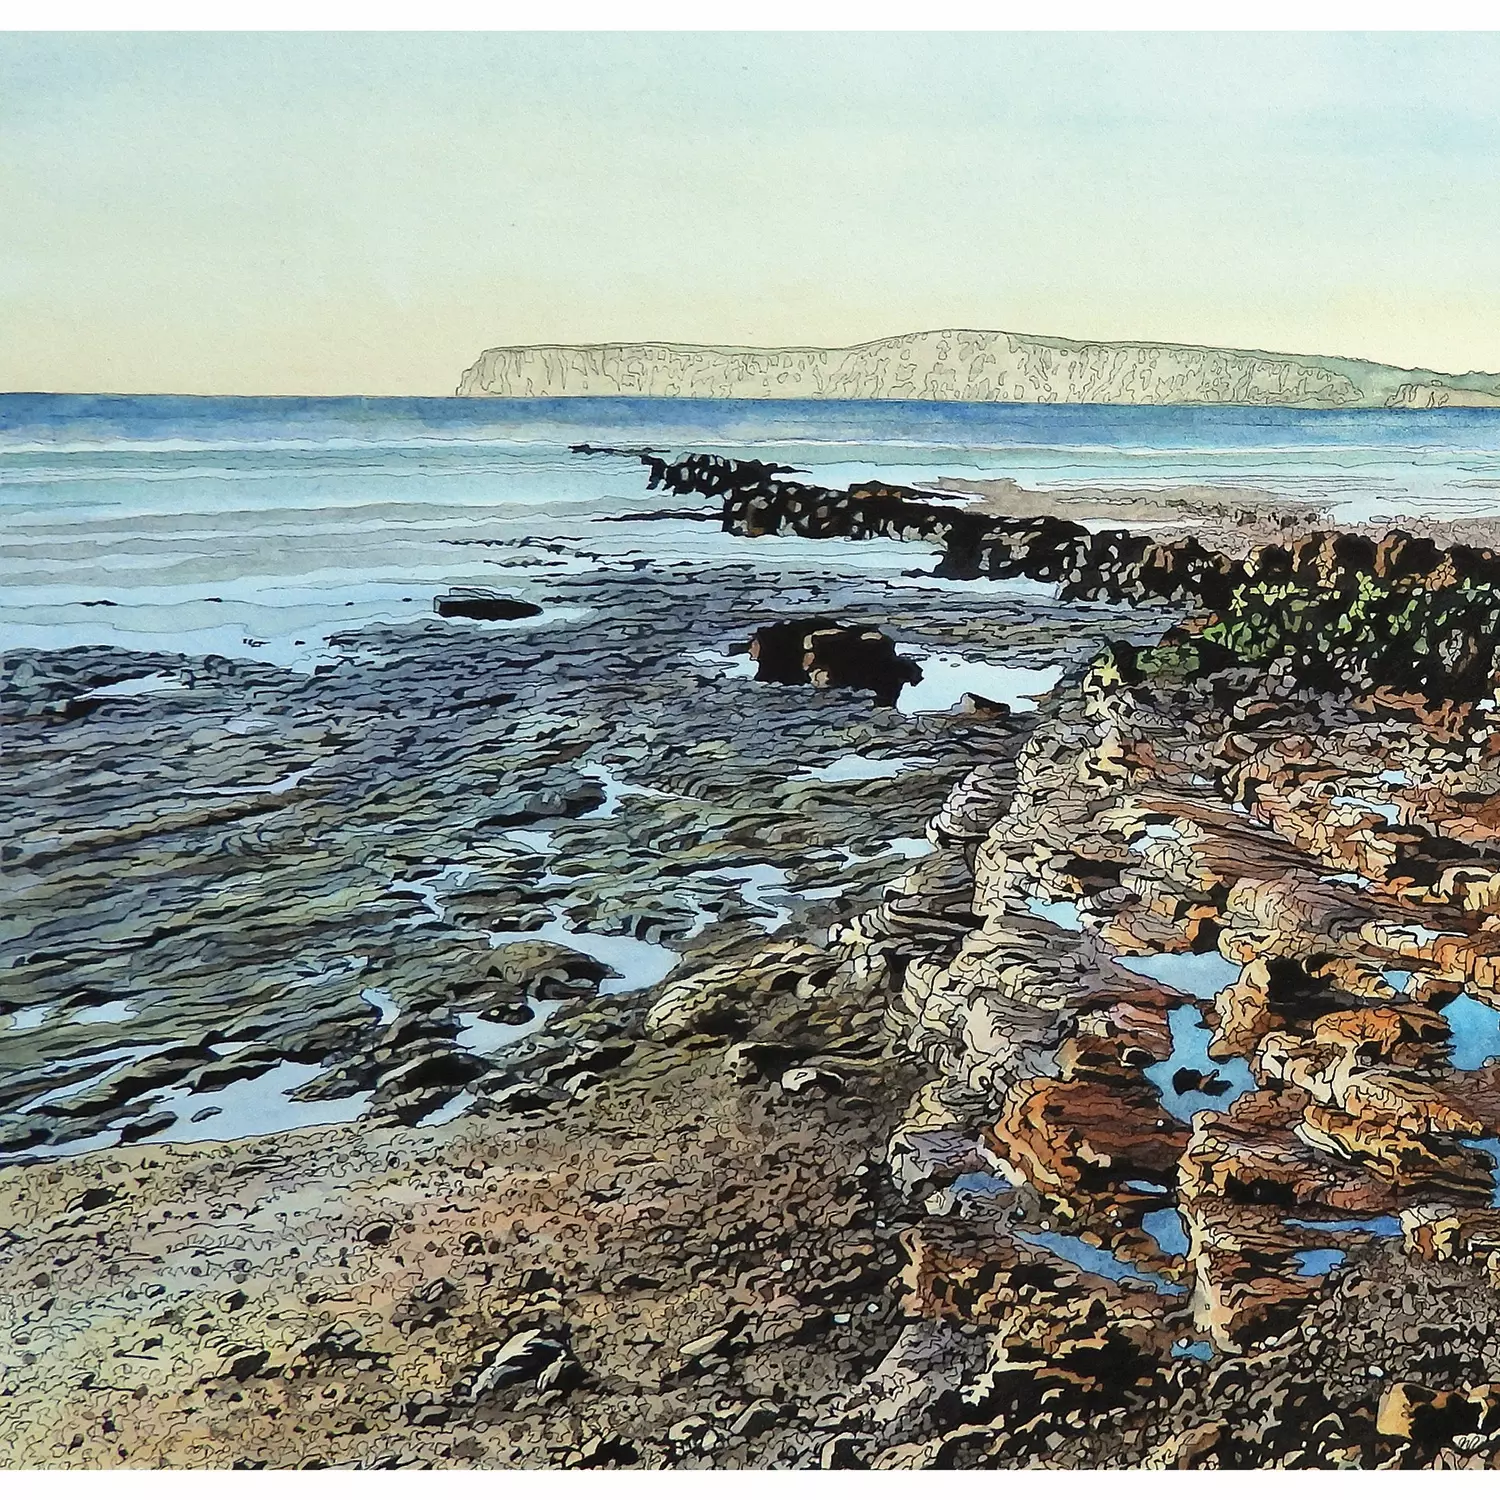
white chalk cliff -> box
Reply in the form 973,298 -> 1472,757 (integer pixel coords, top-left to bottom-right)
458,328 -> 1500,408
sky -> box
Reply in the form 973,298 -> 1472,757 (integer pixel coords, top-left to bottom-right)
4,31 -> 1500,395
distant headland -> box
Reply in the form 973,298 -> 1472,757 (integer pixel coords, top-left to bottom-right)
458,328 -> 1500,408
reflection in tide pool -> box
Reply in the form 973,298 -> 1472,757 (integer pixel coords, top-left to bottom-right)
1330,794 -> 1405,824
580,761 -> 678,820
1142,1207 -> 1189,1258
455,997 -> 564,1057
487,906 -> 680,997
684,647 -> 758,681
1443,993 -> 1500,1071
504,829 -> 558,857
1291,1249 -> 1346,1278
67,999 -> 137,1026
1286,1214 -> 1402,1239
897,651 -> 1064,715
1117,950 -> 1241,1000
361,987 -> 400,1026
1143,1005 -> 1258,1123
703,864 -> 794,933
1025,896 -> 1084,930
885,836 -> 935,860
152,1060 -> 373,1144
1171,1339 -> 1216,1362
1017,1230 -> 1184,1296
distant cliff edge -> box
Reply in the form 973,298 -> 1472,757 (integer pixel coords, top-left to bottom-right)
457,329 -> 1500,408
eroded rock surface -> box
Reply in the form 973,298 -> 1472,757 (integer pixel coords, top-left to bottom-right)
12,454 -> 1500,1468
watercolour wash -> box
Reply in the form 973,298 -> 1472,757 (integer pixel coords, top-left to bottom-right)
8,29 -> 1500,1471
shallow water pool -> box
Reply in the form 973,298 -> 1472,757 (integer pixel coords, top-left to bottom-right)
1443,992 -> 1500,1071
1142,1005 -> 1258,1123
1118,950 -> 1241,1001
1017,1229 -> 1185,1296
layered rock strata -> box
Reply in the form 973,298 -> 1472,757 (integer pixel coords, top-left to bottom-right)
602,450 -> 1500,1466
458,329 -> 1500,408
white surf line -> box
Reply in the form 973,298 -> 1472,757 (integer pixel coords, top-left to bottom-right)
684,647 -> 759,681
182,765 -> 318,797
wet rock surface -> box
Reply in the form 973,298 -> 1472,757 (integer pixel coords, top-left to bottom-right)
11,453 -> 1500,1467
3,558 -> 1132,1159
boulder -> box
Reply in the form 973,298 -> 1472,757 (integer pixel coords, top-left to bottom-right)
748,618 -> 922,707
1182,1200 -> 1324,1350
1375,1381 -> 1500,1447
1295,1104 -> 1494,1197
1179,1104 -> 1397,1215
1209,956 -> 1346,1058
984,1077 -> 1189,1206
468,1328 -> 578,1400
1400,1203 -> 1500,1263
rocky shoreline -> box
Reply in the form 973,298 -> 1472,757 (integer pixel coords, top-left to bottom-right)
8,453 -> 1500,1467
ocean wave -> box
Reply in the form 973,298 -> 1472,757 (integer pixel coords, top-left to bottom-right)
0,434 -> 584,456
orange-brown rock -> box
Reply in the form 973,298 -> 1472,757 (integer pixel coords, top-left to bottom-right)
1311,1005 -> 1450,1068
1296,1104 -> 1494,1198
983,1078 -> 1189,1210
1209,956 -> 1346,1058
898,1221 -> 1027,1325
991,1291 -> 1181,1376
1375,1380 -> 1500,1446
1098,997 -> 1178,1051
1180,1105 -> 1397,1215
1400,1203 -> 1500,1263
1056,1000 -> 1176,1083
1143,1420 -> 1226,1470
1054,1032 -> 1137,1084
1097,904 -> 1202,958
1181,1200 -> 1323,1351
1258,1026 -> 1480,1124
1440,1061 -> 1500,1137
1337,1071 -> 1484,1138
898,1220 -> 1169,1328
1361,919 -> 1500,995
1312,954 -> 1412,1003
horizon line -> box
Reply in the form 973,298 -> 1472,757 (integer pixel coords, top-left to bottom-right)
8,393 -> 1500,412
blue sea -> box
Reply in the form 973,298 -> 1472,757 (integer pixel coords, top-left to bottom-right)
7,394 -> 1500,673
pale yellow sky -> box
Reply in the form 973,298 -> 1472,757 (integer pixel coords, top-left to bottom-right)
4,32 -> 1500,394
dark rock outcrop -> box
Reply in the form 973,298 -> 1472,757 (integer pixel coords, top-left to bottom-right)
748,619 -> 922,707
435,589 -> 543,622
600,449 -> 1500,707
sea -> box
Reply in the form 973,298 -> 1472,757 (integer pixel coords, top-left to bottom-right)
8,394 -> 1500,674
